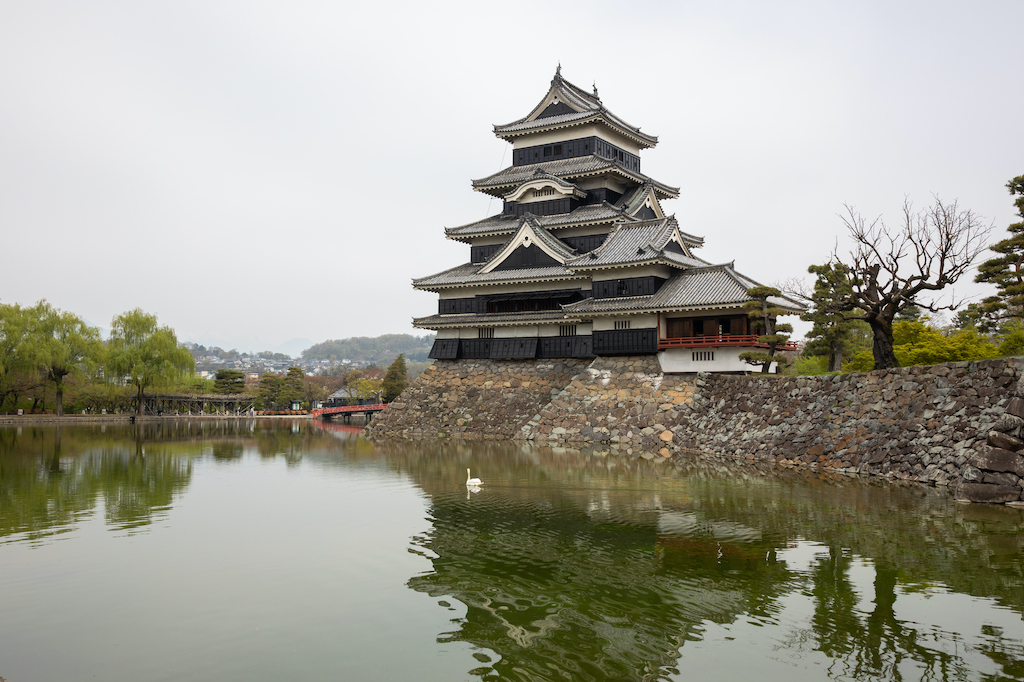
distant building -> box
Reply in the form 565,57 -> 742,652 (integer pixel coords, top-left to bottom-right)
414,68 -> 802,372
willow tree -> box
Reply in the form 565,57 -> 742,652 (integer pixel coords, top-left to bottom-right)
738,286 -> 794,373
836,197 -> 990,370
26,301 -> 103,416
0,302 -> 35,409
107,309 -> 194,415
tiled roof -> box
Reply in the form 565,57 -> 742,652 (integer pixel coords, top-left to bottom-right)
446,203 -> 629,241
520,215 -> 578,261
562,265 -> 806,315
492,69 -> 658,148
509,168 -> 581,193
412,261 -> 583,290
413,310 -> 583,329
471,156 -> 679,200
566,217 -> 708,270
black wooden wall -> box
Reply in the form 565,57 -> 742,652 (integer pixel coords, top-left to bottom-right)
591,329 -> 658,355
511,136 -> 640,173
592,276 -> 666,299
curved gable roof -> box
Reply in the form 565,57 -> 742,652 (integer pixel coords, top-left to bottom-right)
492,67 -> 658,149
480,215 -> 578,274
565,217 -> 706,271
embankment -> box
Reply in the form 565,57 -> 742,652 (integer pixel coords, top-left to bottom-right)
367,356 -> 1024,504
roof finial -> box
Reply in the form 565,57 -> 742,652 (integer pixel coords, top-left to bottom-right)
556,62 -> 562,77
592,81 -> 599,98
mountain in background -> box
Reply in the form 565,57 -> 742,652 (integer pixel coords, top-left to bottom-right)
301,334 -> 435,365
183,335 -> 314,358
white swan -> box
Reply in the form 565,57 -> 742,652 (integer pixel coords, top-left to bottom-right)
466,468 -> 483,486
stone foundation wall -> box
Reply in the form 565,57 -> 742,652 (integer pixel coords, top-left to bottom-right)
367,359 -> 588,440
367,356 -> 1024,503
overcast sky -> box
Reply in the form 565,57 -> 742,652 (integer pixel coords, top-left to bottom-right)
2,1 -> 1022,355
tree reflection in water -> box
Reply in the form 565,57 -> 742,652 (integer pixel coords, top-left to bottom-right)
373,439 -> 1024,682
1,424 -> 1022,680
0,419 -> 345,540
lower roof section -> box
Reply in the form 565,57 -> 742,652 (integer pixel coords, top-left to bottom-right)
414,310 -> 582,330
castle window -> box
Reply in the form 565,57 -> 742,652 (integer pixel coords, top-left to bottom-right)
692,351 -> 715,362
543,146 -> 552,157
478,328 -> 494,339
559,325 -> 576,337
614,320 -> 631,330
553,144 -> 562,155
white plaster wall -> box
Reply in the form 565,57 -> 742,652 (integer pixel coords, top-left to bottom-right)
658,347 -> 777,373
537,323 -> 592,336
494,326 -> 541,338
437,329 -> 459,339
467,236 -> 508,246
576,176 -> 630,195
516,187 -> 581,204
438,290 -> 473,300
593,315 -> 658,331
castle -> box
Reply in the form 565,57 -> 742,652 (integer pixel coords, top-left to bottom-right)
415,67 -> 801,372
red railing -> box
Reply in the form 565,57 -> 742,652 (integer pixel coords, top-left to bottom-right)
311,403 -> 387,418
658,334 -> 799,351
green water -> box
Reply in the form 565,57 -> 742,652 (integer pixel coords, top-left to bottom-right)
1,421 -> 1022,682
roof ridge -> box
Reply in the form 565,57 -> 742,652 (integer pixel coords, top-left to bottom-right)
522,213 -> 578,258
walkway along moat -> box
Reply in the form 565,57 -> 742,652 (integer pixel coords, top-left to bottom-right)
367,356 -> 1024,505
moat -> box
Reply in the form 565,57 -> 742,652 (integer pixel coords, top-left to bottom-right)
1,420 -> 1023,681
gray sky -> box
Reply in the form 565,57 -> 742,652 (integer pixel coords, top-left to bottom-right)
2,1 -> 1022,354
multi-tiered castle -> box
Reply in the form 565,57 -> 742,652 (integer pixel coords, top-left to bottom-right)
415,68 -> 801,372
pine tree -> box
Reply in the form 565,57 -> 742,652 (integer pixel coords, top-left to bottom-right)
738,287 -> 793,373
213,369 -> 245,394
800,263 -> 859,372
382,354 -> 408,402
975,175 -> 1024,320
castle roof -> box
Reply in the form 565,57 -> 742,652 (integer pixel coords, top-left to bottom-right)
562,264 -> 804,316
412,261 -> 582,291
566,217 -> 706,271
493,67 -> 658,149
445,203 -> 628,242
471,156 -> 679,200
413,310 -> 584,329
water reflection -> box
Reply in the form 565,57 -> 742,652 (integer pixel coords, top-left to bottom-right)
0,420 -> 349,541
1,424 -> 1022,681
372,440 -> 1024,681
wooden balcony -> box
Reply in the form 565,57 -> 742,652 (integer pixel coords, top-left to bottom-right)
658,334 -> 799,351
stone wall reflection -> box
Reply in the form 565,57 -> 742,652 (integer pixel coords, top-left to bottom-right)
368,439 -> 1024,681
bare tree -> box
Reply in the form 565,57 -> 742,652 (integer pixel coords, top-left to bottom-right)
837,197 -> 990,370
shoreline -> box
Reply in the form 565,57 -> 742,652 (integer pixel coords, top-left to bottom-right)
0,414 -> 315,425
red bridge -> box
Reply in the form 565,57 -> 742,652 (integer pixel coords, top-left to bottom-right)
311,403 -> 388,420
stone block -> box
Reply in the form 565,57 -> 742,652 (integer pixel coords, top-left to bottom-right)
994,413 -> 1024,435
958,482 -> 1021,503
971,447 -> 1024,476
982,471 -> 1020,487
1006,396 -> 1024,419
987,431 -> 1024,452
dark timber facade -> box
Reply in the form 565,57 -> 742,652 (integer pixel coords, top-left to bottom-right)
413,68 -> 802,372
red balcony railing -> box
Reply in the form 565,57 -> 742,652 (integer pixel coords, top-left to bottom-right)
658,334 -> 799,351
